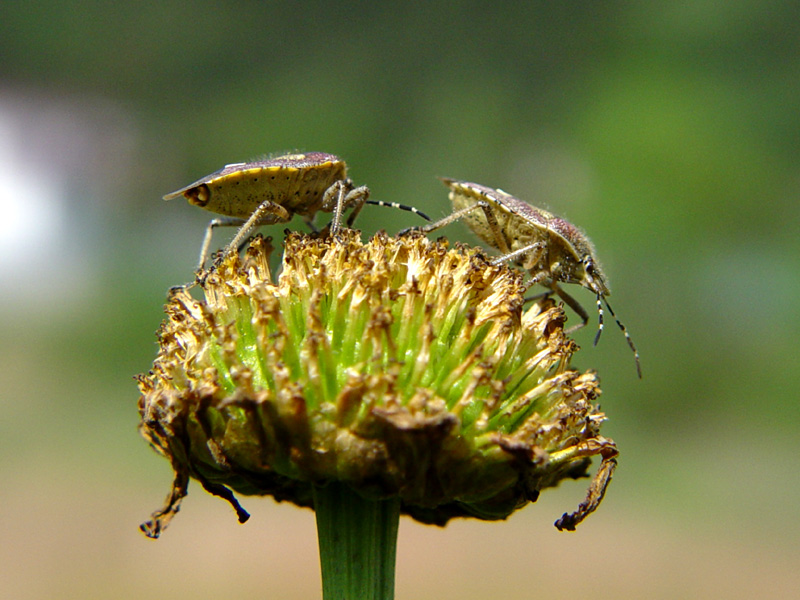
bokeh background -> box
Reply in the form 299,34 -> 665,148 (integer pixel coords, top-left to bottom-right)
2,2 -> 798,598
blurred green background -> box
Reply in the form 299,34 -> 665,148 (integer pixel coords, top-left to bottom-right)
1,2 -> 798,598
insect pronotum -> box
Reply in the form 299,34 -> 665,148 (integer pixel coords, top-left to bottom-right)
164,152 -> 429,275
409,178 -> 641,378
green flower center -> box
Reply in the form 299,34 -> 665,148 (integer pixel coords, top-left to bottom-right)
138,230 -> 617,537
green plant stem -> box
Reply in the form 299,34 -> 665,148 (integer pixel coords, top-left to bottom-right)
314,482 -> 401,600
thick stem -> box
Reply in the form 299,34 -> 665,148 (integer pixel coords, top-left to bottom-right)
313,482 -> 401,600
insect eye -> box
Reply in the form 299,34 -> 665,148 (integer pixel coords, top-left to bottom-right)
186,184 -> 210,208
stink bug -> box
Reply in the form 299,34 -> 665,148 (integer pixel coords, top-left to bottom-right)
408,178 -> 641,377
164,152 -> 429,274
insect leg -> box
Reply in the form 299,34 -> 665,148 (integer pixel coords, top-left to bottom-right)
599,296 -> 642,378
199,200 -> 291,282
303,216 -> 320,234
521,289 -> 553,306
518,270 -> 553,306
225,200 -> 291,258
476,202 -> 511,254
341,185 -> 371,229
196,217 -> 247,272
322,180 -> 347,236
399,203 -> 488,236
549,281 -> 590,334
490,241 -> 546,268
323,180 -> 370,236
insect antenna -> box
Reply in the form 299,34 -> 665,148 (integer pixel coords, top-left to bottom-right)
365,199 -> 431,221
593,295 -> 605,346
596,294 -> 642,378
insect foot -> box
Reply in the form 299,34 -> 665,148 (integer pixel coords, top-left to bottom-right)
416,177 -> 641,378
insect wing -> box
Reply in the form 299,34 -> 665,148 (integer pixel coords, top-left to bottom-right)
162,163 -> 248,201
162,153 -> 345,202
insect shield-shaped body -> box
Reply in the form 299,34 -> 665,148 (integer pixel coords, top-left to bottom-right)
416,178 -> 641,377
163,152 -> 369,274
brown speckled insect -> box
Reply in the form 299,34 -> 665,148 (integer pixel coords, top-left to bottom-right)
409,178 -> 641,377
164,151 -> 428,274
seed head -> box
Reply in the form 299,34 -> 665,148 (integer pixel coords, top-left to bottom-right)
137,230 -> 617,537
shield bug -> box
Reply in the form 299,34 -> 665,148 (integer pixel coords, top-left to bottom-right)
409,178 -> 641,378
164,152 -> 429,275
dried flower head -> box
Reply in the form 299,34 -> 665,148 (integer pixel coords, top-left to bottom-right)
137,229 -> 617,538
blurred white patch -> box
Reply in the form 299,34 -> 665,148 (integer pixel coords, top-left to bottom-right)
0,88 -> 138,314
0,113 -> 66,272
